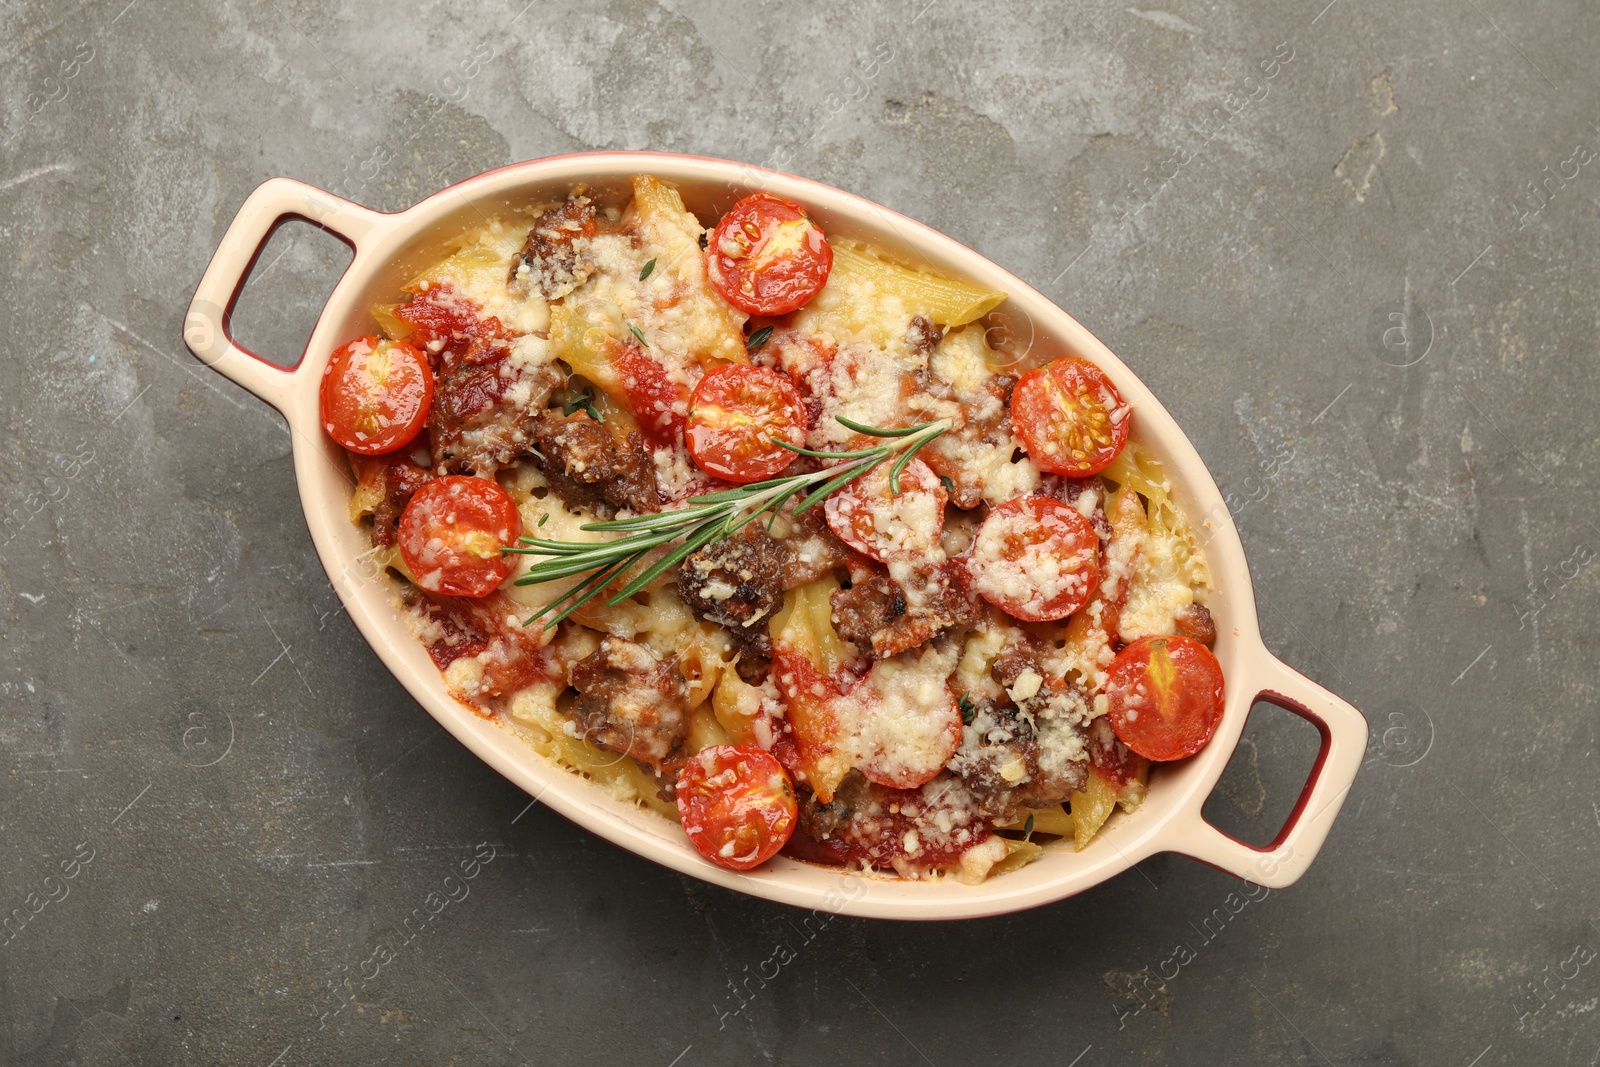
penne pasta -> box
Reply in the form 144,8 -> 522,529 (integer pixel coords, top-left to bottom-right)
797,241 -> 1005,345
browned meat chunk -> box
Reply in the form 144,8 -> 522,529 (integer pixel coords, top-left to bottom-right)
678,525 -> 785,645
1173,603 -> 1217,647
524,409 -> 660,516
509,193 -> 597,300
989,639 -> 1049,694
430,361 -> 562,476
568,637 -> 687,773
773,503 -> 851,590
371,460 -> 434,547
946,698 -> 1041,819
830,559 -> 979,659
905,314 -> 944,361
1013,708 -> 1090,810
948,640 -> 1091,818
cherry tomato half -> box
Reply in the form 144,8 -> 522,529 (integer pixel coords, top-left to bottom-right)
676,744 -> 798,871
614,341 -> 688,446
1103,635 -> 1225,761
1011,357 -> 1130,477
686,365 -> 807,483
824,457 -> 947,563
967,496 -> 1100,622
705,193 -> 833,316
397,476 -> 521,598
320,336 -> 434,455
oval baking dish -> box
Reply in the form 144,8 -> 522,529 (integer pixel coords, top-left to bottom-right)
184,152 -> 1365,920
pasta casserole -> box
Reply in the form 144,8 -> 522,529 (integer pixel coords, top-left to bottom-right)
318,175 -> 1223,883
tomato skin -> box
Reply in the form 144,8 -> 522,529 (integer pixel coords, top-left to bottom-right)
1087,717 -> 1147,789
705,194 -> 833,315
770,648 -> 848,800
676,744 -> 798,871
1103,635 -> 1225,761
784,777 -> 997,874
686,364 -> 807,483
852,684 -> 961,792
967,496 -> 1100,622
394,286 -> 507,368
613,341 -> 688,446
397,476 -> 521,598
824,458 -> 947,563
1011,357 -> 1131,477
320,336 -> 434,455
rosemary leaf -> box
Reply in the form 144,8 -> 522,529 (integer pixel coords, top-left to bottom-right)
834,415 -> 933,438
608,515 -> 731,603
774,440 -> 887,460
578,506 -> 726,533
639,257 -> 656,281
886,423 -> 947,493
528,554 -> 640,630
792,456 -> 878,515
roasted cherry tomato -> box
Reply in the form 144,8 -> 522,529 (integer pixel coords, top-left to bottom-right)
397,476 -> 521,598
705,193 -> 833,315
1011,356 -> 1130,477
824,457 -> 947,563
320,336 -> 434,455
967,495 -> 1100,622
676,744 -> 798,871
614,341 -> 689,445
686,365 -> 807,483
393,286 -> 506,365
1103,635 -> 1225,761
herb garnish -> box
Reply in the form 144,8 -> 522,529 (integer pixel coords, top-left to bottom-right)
1022,813 -> 1035,841
505,415 -> 952,629
563,388 -> 605,423
628,322 -> 649,347
639,258 -> 657,281
746,325 -> 774,351
958,692 -> 975,725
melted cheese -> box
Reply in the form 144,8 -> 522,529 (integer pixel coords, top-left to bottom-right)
1119,520 -> 1198,640
830,640 -> 961,786
969,506 -> 1094,616
415,219 -> 551,335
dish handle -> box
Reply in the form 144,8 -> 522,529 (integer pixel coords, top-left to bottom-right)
183,178 -> 386,410
1168,655 -> 1366,888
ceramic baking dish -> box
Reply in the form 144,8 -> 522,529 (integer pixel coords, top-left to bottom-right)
184,152 -> 1366,920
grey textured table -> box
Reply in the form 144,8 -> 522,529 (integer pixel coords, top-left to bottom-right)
2,0 -> 1595,1063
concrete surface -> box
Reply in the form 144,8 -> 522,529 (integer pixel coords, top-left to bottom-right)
1,0 -> 1596,1063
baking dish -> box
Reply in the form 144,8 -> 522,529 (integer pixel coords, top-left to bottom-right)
184,152 -> 1365,920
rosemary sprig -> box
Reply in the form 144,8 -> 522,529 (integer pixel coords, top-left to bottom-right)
505,416 -> 951,630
